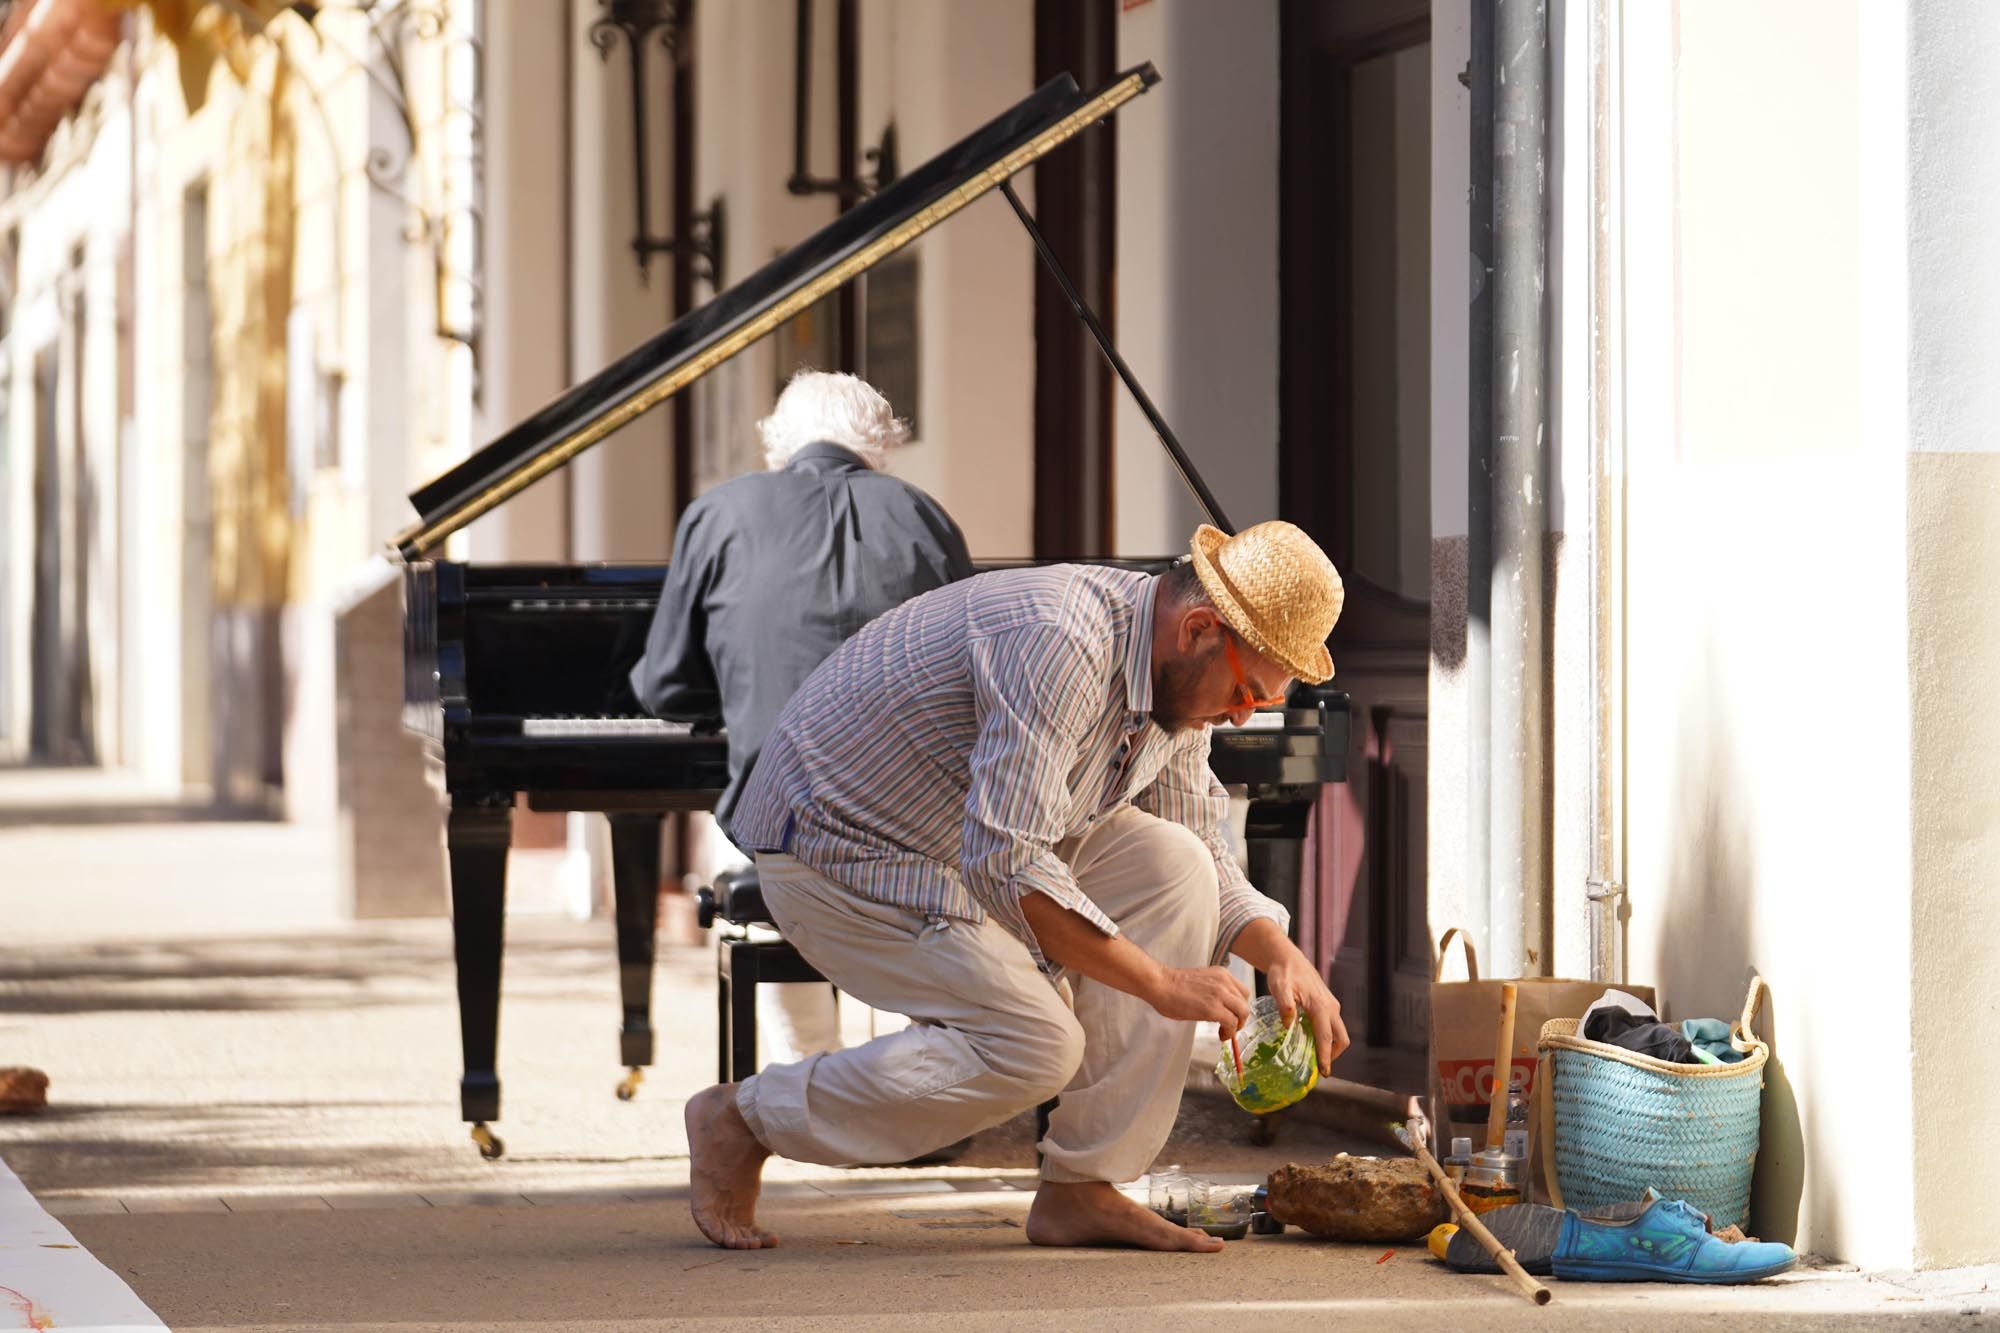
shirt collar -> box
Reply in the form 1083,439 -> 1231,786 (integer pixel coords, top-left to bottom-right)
787,441 -> 870,472
1123,575 -> 1159,717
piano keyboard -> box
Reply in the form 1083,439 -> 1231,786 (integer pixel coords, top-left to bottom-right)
520,716 -> 697,738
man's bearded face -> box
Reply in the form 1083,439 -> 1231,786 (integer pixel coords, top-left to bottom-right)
1151,639 -> 1226,733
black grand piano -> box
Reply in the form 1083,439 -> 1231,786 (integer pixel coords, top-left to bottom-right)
394,65 -> 1350,1159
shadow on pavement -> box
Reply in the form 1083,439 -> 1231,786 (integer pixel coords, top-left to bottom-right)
0,927 -> 707,1016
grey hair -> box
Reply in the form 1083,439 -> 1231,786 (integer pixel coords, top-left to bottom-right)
1158,558 -> 1212,610
758,369 -> 910,471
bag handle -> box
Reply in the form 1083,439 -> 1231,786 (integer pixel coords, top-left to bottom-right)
1433,927 -> 1480,983
1535,1049 -> 1566,1210
1731,973 -> 1770,1053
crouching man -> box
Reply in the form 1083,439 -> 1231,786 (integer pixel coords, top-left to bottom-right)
685,521 -> 1352,1252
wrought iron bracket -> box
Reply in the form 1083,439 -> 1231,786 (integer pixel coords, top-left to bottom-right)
591,0 -> 719,288
633,194 -> 724,289
785,0 -> 895,204
787,120 -> 898,204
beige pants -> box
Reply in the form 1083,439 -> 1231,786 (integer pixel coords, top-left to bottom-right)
735,805 -> 1220,1183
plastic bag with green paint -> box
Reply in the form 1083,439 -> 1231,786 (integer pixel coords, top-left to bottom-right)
1215,994 -> 1318,1114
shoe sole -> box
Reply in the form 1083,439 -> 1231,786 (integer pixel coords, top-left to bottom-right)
1553,1257 -> 1798,1284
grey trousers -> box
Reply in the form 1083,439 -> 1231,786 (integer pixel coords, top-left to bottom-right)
735,805 -> 1221,1183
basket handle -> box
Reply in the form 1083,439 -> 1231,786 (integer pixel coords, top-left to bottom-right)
1535,1050 -> 1566,1210
1730,973 -> 1770,1053
1434,927 -> 1480,982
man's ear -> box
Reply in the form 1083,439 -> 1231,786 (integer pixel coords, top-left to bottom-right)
1176,605 -> 1222,653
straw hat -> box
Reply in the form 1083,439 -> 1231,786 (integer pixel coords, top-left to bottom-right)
1189,521 -> 1343,684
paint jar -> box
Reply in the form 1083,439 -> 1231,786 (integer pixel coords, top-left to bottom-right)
1461,1148 -> 1524,1215
1214,995 -> 1319,1114
1184,1179 -> 1254,1240
1147,1168 -> 1189,1226
1445,1136 -> 1474,1188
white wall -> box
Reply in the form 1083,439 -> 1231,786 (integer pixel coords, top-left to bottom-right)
467,0 -> 571,563
1618,0 -> 1916,1265
0,75 -> 136,768
1114,0 -> 1279,556
1904,0 -> 2000,1270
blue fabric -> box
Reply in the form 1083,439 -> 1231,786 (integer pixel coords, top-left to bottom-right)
1682,1017 -> 1746,1064
1554,1198 -> 1796,1284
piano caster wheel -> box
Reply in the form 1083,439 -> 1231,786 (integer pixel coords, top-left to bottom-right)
616,1067 -> 645,1101
471,1122 -> 505,1160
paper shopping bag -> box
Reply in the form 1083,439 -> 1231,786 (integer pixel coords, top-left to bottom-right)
1426,927 -> 1654,1164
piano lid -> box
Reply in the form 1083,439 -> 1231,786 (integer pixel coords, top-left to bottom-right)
392,64 -> 1161,562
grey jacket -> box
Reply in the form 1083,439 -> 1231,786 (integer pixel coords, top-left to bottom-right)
629,442 -> 972,839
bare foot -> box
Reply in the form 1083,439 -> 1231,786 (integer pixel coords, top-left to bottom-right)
685,1083 -> 777,1249
1025,1180 -> 1225,1252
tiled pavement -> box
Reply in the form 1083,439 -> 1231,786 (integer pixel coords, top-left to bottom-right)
3,769 -> 1993,1329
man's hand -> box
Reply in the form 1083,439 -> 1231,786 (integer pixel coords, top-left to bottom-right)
1262,949 -> 1350,1076
1229,918 -> 1351,1076
1144,966 -> 1253,1041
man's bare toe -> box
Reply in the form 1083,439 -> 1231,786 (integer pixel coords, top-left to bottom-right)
693,1210 -> 779,1250
1026,1181 -> 1228,1252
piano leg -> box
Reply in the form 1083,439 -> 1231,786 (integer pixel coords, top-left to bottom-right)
448,793 -> 513,1159
608,813 -> 664,1100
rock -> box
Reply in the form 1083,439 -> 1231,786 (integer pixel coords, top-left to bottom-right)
1266,1155 -> 1447,1242
0,1067 -> 48,1114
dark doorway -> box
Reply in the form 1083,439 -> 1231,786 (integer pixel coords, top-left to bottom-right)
27,315 -> 95,768
28,344 -> 62,762
182,183 -> 215,793
1281,0 -> 1433,1058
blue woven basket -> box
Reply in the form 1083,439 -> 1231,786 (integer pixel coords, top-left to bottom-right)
1535,976 -> 1769,1230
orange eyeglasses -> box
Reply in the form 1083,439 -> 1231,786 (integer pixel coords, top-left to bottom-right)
1223,631 -> 1289,711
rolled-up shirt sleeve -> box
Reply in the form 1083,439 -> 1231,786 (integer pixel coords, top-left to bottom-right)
960,622 -> 1119,972
1135,731 -> 1291,965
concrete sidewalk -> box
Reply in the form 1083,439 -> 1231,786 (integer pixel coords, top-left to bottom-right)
0,768 -> 1987,1329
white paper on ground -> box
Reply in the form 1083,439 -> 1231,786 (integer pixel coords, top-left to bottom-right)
0,1156 -> 167,1331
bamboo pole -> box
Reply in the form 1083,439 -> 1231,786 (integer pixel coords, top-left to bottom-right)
1487,981 -> 1519,1149
1406,1096 -> 1551,1307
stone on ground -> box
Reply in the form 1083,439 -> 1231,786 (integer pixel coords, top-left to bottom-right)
1266,1154 -> 1446,1241
0,1068 -> 48,1114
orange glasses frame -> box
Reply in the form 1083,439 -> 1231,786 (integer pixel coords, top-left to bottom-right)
1223,631 -> 1289,711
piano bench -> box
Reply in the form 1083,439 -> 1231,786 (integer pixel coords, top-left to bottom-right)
697,864 -> 773,928
698,867 -> 833,1084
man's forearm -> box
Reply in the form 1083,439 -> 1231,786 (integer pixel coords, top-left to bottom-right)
1019,891 -> 1163,1001
1227,915 -> 1296,972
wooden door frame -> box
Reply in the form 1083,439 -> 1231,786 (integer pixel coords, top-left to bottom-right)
1281,0 -> 1436,1053
1031,0 -> 1117,559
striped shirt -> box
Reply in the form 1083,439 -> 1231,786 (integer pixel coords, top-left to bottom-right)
730,563 -> 1288,971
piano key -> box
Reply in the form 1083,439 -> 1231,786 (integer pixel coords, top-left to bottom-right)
520,717 -> 698,738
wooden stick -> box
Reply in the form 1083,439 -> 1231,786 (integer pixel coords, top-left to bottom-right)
1406,1096 -> 1551,1307
1487,981 -> 1519,1151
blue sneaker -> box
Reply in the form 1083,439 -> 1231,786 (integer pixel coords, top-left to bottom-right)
1552,1198 -> 1797,1284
